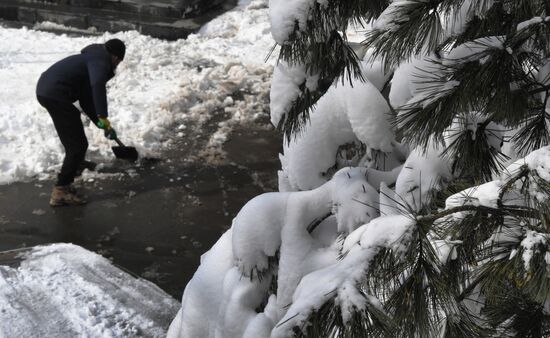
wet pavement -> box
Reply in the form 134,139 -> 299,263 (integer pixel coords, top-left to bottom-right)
0,111 -> 282,300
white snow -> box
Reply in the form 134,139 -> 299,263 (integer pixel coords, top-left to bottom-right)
167,230 -> 235,338
446,180 -> 502,209
0,0 -> 275,184
33,21 -> 98,34
359,53 -> 392,91
445,113 -> 505,147
232,192 -> 289,276
519,146 -> 550,202
445,146 -> 550,214
499,146 -> 550,202
432,238 -> 460,264
444,36 -> 505,65
516,16 -> 546,31
0,243 -> 179,338
272,214 -> 415,338
520,230 -> 548,271
395,142 -> 452,211
270,61 -> 318,127
442,0 -> 476,37
373,1 -> 417,33
345,72 -> 395,152
276,63 -> 396,191
389,59 -> 417,109
170,167 -> 384,337
524,146 -> 550,182
268,0 -> 317,44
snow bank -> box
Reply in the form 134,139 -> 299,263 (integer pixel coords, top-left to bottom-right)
0,243 -> 179,338
0,0 -> 275,184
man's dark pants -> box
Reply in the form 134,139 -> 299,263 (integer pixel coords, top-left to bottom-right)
37,96 -> 88,186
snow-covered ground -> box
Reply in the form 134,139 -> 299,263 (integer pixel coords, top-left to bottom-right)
0,244 -> 180,337
0,0 -> 275,184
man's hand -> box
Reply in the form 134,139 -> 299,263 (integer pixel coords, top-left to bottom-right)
104,128 -> 117,140
96,116 -> 111,130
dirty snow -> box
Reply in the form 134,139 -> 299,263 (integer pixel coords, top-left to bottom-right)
0,243 -> 180,338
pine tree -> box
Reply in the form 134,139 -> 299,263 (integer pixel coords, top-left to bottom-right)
169,1 -> 550,337
270,0 -> 550,336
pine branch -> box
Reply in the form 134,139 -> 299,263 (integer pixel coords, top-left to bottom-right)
420,204 -> 539,223
447,1 -> 514,48
364,0 -> 446,68
275,0 -> 393,140
297,294 -> 395,338
443,305 -> 492,338
477,239 -> 550,336
396,37 -> 539,148
306,213 -> 332,233
383,219 -> 458,337
442,117 -> 509,183
277,30 -> 363,141
512,104 -> 550,156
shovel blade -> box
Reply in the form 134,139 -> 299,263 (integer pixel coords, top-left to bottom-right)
112,146 -> 138,162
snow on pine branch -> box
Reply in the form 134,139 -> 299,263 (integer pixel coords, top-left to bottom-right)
443,36 -> 506,66
366,0 -> 445,66
521,145 -> 550,182
271,214 -> 415,338
373,0 -> 420,33
273,146 -> 550,336
169,147 -> 550,337
270,61 -> 319,127
505,145 -> 550,203
520,230 -> 549,271
269,0 -> 318,45
400,36 -> 509,113
447,146 -> 550,208
276,59 -> 396,191
516,16 -> 550,32
395,142 -> 452,211
169,167 -> 387,338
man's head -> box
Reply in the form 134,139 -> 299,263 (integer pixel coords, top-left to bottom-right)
105,39 -> 125,69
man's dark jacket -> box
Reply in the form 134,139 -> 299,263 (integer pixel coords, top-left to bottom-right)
36,44 -> 115,123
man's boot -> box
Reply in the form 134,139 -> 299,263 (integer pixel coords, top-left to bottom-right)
49,185 -> 87,207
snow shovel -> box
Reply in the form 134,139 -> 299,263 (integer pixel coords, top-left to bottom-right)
112,137 -> 138,162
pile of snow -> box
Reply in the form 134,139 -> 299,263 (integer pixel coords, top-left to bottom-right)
0,243 -> 180,337
0,0 -> 275,184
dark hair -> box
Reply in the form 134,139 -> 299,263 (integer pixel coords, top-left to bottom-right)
105,39 -> 126,60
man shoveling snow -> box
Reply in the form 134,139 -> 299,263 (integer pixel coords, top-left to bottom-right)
36,38 -> 125,207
